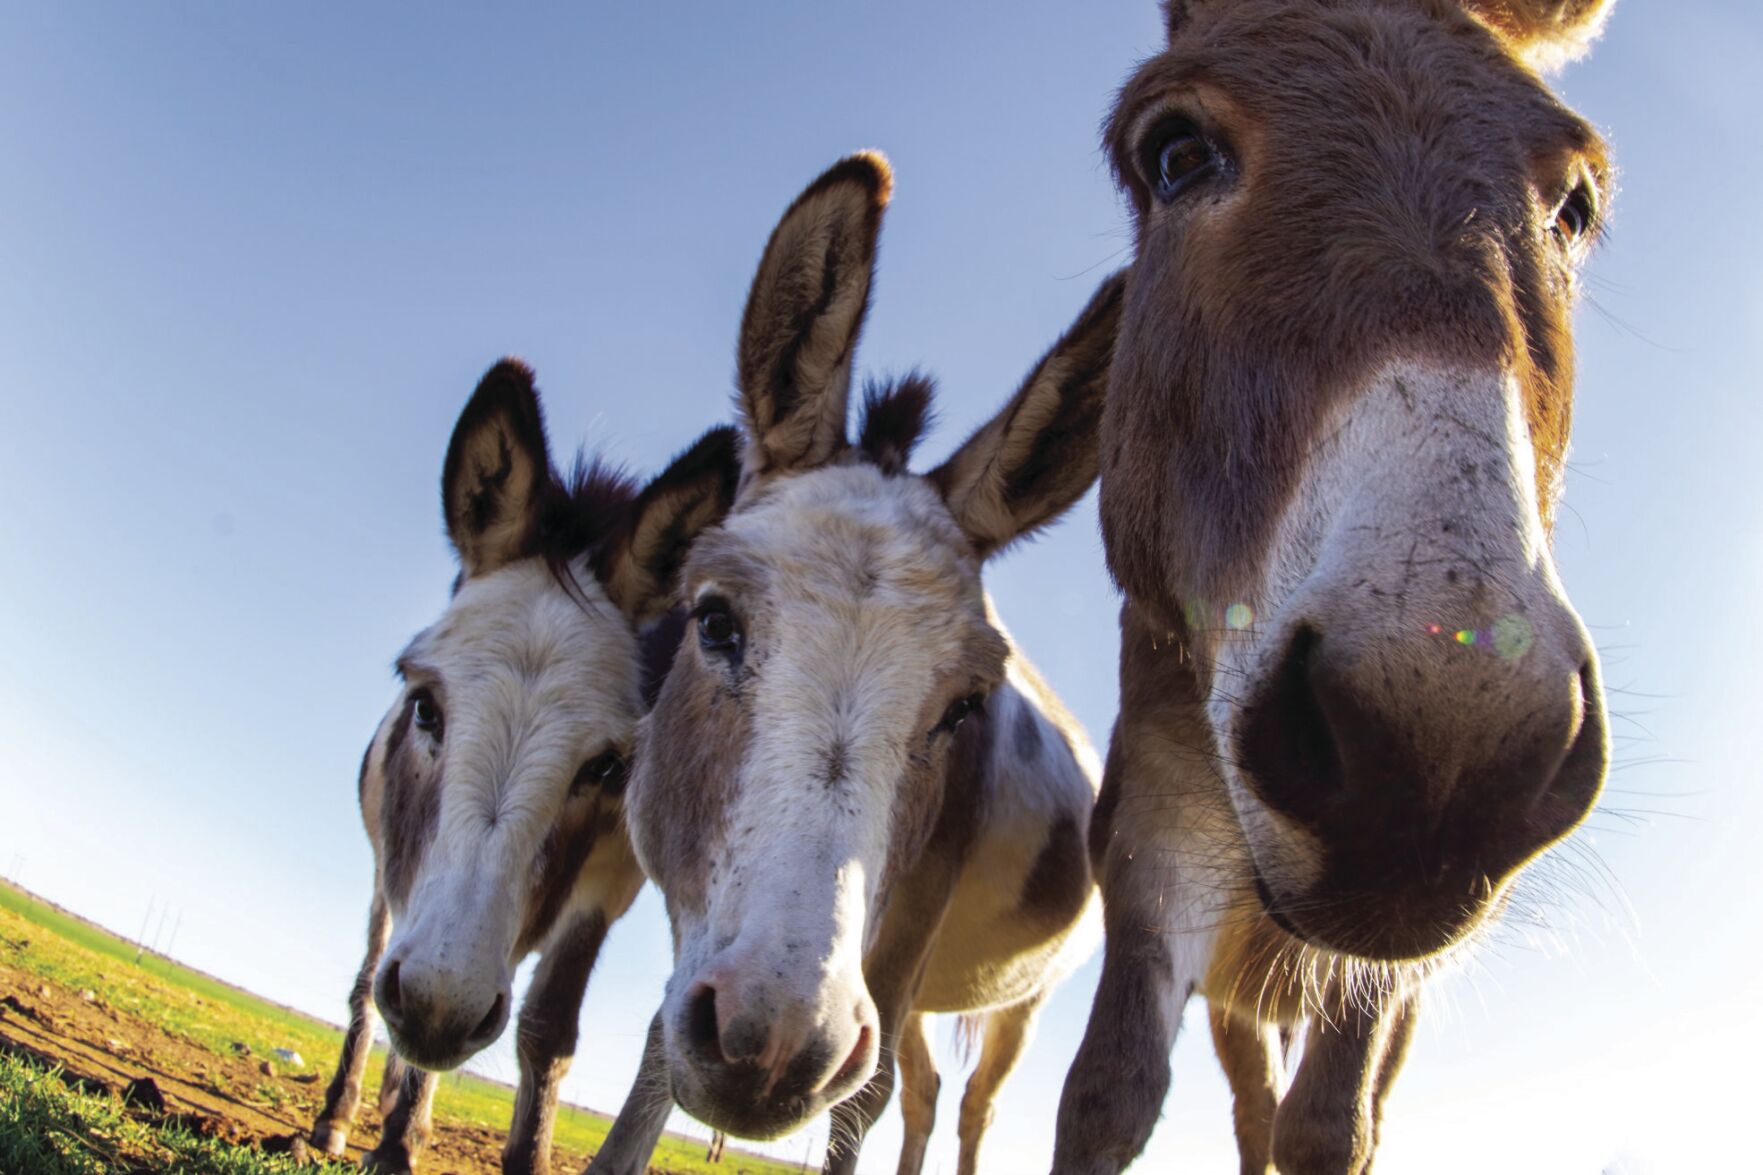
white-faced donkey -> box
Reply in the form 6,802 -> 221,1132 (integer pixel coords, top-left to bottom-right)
308,359 -> 738,1174
589,153 -> 1126,1175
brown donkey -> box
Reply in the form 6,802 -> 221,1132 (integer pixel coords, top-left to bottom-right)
308,360 -> 737,1174
1055,2 -> 1616,1172
590,155 -> 1124,1175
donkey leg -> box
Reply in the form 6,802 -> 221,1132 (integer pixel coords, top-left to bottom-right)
1052,809 -> 1210,1167
585,1010 -> 674,1175
1052,882 -> 1204,1175
312,891 -> 394,1157
893,1012 -> 939,1175
955,999 -> 1039,1175
1207,1003 -> 1285,1175
1053,615 -> 1225,1175
1364,991 -> 1417,1169
363,1064 -> 439,1174
1271,986 -> 1416,1175
377,1052 -> 407,1120
503,912 -> 610,1175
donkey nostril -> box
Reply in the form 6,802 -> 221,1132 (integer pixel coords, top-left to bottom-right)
1240,625 -> 1346,823
379,961 -> 404,1019
1536,661 -> 1607,833
472,991 -> 507,1043
1284,629 -> 1339,779
831,1024 -> 872,1090
686,984 -> 720,1056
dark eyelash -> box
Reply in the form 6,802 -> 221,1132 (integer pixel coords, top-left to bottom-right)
1561,184 -> 1605,243
1582,204 -> 1609,247
691,595 -> 730,619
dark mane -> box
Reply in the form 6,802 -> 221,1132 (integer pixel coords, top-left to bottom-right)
856,373 -> 936,475
535,452 -> 640,605
565,452 -> 642,534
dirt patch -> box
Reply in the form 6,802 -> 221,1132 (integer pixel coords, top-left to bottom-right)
0,962 -> 592,1174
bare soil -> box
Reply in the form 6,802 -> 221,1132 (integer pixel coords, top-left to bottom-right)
0,960 -> 593,1174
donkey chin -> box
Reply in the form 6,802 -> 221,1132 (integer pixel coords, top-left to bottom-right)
666,1036 -> 878,1141
1244,848 -> 1522,964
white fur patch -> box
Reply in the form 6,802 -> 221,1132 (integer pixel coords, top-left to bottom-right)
674,467 -> 983,1052
669,463 -> 1105,1054
1208,360 -> 1587,897
381,557 -> 646,1021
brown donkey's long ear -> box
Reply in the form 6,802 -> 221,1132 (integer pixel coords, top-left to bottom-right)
930,270 -> 1128,560
443,359 -> 555,578
1160,0 -> 1200,38
1458,0 -> 1615,71
737,152 -> 892,481
597,426 -> 741,622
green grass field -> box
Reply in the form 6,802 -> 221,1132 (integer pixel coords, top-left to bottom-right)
0,880 -> 793,1174
0,1050 -> 351,1175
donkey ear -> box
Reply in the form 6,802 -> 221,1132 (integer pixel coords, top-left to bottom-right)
442,359 -> 555,578
1458,0 -> 1615,71
930,271 -> 1128,560
1161,0 -> 1198,38
737,152 -> 891,480
598,426 -> 741,622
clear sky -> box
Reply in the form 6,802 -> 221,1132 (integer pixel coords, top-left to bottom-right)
1,3 -> 1757,1172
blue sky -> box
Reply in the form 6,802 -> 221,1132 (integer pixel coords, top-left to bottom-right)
1,3 -> 1757,1171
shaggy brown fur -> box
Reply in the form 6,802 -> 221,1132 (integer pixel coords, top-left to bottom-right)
1059,2 -> 1616,1172
1101,0 -> 1608,622
1459,0 -> 1615,69
1163,0 -> 1613,69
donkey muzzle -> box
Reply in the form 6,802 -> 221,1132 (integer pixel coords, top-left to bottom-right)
374,946 -> 513,1071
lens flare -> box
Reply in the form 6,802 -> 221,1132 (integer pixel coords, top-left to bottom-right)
1493,614 -> 1534,659
1454,629 -> 1477,646
1225,603 -> 1254,630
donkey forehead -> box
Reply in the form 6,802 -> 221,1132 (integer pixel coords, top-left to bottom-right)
1097,2 -> 1607,609
403,560 -> 641,712
696,466 -> 983,616
1117,1 -> 1606,185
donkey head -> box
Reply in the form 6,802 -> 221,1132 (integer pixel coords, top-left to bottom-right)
1100,0 -> 1615,960
369,360 -> 737,1070
625,154 -> 1125,1137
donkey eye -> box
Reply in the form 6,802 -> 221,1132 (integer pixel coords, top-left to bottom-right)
1552,183 -> 1597,245
573,750 -> 628,797
696,598 -> 742,655
1145,120 -> 1217,202
410,690 -> 442,735
937,694 -> 985,735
